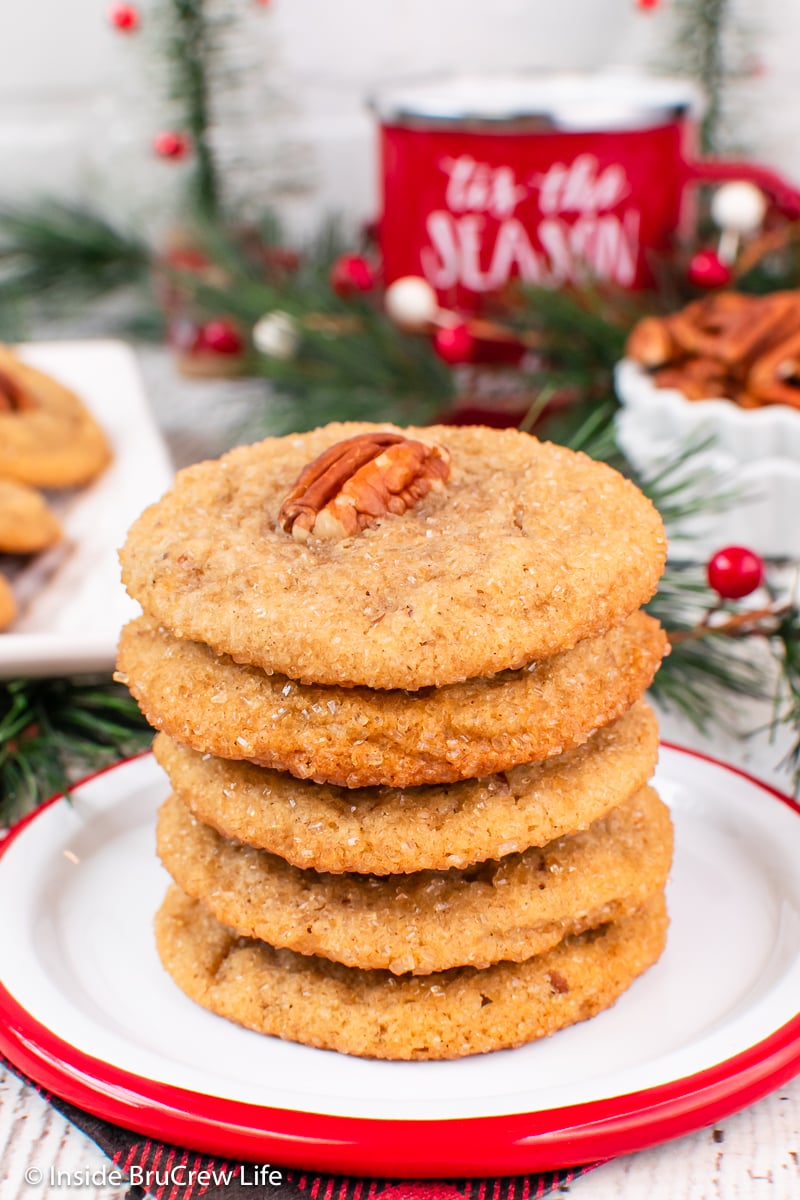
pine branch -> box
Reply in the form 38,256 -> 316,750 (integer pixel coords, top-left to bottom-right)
160,0 -> 226,222
646,561 -> 767,730
640,561 -> 800,792
669,0 -> 749,155
513,285 -> 632,401
735,224 -> 800,294
558,399 -> 780,744
170,226 -> 457,432
769,606 -> 800,786
0,678 -> 152,827
652,630 -> 766,731
0,199 -> 151,303
244,310 -> 454,434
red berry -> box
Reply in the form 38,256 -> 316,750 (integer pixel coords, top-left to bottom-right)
197,319 -> 244,356
164,246 -> 209,272
109,3 -> 140,30
433,323 -> 475,365
330,254 -> 376,297
707,545 -> 764,599
153,131 -> 190,160
687,248 -> 732,289
635,0 -> 661,8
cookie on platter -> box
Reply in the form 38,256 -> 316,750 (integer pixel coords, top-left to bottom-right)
0,345 -> 111,488
0,479 -> 62,554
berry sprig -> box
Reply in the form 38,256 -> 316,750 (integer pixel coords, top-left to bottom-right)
663,545 -> 800,792
669,546 -> 785,647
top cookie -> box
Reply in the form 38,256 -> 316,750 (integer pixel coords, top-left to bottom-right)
120,422 -> 666,689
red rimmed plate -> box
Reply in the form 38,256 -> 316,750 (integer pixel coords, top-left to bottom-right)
1,747 -> 799,1176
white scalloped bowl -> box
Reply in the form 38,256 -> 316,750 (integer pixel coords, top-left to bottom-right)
615,358 -> 800,560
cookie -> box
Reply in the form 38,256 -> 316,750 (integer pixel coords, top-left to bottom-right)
0,479 -> 62,554
0,575 -> 16,630
155,886 -> 668,1060
154,700 -> 659,874
157,785 -> 672,975
119,423 -> 666,689
0,344 -> 111,488
119,610 -> 666,788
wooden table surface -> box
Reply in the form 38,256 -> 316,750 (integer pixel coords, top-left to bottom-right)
1,347 -> 799,1198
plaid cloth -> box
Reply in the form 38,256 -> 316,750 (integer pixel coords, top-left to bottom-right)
2,1054 -> 595,1200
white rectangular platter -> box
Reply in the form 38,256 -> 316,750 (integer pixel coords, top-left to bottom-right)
1,340 -> 173,678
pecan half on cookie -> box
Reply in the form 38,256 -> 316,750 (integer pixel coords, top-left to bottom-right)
278,431 -> 451,542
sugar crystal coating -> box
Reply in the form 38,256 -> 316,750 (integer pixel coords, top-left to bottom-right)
157,785 -> 672,974
118,611 -> 666,789
120,423 -> 666,689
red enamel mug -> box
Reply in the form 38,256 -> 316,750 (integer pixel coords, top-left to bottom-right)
371,71 -> 800,308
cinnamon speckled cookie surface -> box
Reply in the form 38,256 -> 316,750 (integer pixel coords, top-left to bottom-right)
155,886 -> 668,1060
157,785 -> 672,975
120,423 -> 666,690
153,701 -> 659,873
118,610 -> 666,788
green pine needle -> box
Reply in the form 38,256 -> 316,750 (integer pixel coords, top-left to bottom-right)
772,606 -> 800,787
670,0 -> 735,154
646,563 -> 768,731
170,224 -> 457,433
158,0 -> 232,223
0,199 -> 151,303
560,401 -> 790,762
0,678 -> 152,826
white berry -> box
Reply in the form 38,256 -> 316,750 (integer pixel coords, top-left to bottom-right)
252,311 -> 299,359
711,182 -> 767,235
384,276 -> 439,329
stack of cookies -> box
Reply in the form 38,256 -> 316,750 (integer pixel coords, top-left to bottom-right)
117,422 -> 671,1061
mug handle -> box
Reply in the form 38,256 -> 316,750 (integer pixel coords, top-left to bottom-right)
683,157 -> 800,220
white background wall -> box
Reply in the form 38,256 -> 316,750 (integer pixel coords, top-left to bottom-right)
0,0 -> 798,242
